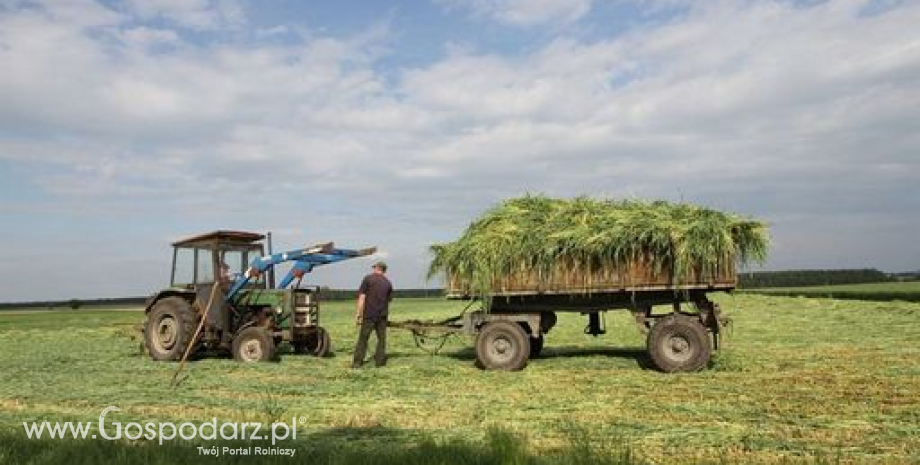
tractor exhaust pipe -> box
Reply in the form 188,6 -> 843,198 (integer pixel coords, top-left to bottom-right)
266,231 -> 276,289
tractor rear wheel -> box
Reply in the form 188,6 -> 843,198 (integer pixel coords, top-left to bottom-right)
144,297 -> 198,361
293,326 -> 332,357
475,320 -> 530,371
232,327 -> 276,362
646,315 -> 711,372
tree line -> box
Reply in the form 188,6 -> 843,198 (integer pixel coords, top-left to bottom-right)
738,268 -> 897,289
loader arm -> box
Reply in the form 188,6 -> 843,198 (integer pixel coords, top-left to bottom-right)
226,243 -> 377,302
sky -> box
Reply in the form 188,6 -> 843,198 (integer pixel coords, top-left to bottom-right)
0,0 -> 918,302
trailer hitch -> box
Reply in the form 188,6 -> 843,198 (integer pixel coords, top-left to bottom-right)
389,317 -> 463,355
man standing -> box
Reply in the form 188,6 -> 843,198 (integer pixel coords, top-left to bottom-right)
352,261 -> 393,368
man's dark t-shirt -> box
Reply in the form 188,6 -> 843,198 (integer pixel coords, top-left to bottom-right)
359,274 -> 393,320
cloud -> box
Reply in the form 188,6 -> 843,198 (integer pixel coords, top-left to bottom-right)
122,0 -> 245,30
121,26 -> 181,47
2,0 -> 917,211
440,0 -> 594,27
8,0 -> 124,27
405,1 -> 920,190
0,0 -> 918,300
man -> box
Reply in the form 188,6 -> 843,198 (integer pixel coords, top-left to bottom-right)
352,261 -> 393,368
219,262 -> 235,284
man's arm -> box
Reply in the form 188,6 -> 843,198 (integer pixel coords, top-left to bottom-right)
356,276 -> 369,325
356,293 -> 365,325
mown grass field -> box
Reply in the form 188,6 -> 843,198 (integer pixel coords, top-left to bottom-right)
1,294 -> 918,464
747,281 -> 920,302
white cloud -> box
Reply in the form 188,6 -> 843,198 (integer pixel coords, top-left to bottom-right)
407,1 -> 920,178
2,0 -> 917,206
0,0 -> 919,299
121,26 -> 180,47
441,0 -> 594,26
402,39 -> 624,122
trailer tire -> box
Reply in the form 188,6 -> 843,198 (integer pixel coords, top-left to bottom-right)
232,327 -> 276,362
144,297 -> 199,361
647,315 -> 711,372
475,321 -> 530,370
293,326 -> 332,357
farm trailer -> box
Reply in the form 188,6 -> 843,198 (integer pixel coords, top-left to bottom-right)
392,262 -> 732,372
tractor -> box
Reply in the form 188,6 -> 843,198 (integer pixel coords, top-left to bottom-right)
143,230 -> 375,362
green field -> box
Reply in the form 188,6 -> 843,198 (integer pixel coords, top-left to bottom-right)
1,294 -> 919,464
748,281 -> 920,302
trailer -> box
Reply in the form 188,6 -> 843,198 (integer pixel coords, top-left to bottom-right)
391,260 -> 733,372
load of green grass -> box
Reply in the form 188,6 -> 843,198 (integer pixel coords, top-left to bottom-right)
429,195 -> 769,298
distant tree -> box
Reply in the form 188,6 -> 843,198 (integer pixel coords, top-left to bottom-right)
68,299 -> 82,310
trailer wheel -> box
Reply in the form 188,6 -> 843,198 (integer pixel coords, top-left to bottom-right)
144,297 -> 198,361
647,315 -> 711,372
232,327 -> 276,362
293,326 -> 332,357
476,321 -> 530,370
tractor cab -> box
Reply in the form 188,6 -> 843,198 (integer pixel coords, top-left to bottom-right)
170,230 -> 269,290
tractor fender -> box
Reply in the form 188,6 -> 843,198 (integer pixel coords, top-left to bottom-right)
144,289 -> 196,314
232,320 -> 260,339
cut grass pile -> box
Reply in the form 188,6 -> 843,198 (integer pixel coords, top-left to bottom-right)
429,195 -> 768,298
1,294 -> 918,463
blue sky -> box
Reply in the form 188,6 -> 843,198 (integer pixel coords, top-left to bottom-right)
0,0 -> 918,301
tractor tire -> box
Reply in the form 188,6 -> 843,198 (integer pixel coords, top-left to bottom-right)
529,336 -> 544,359
232,327 -> 276,362
293,326 -> 332,357
647,315 -> 711,373
475,320 -> 530,371
144,297 -> 199,362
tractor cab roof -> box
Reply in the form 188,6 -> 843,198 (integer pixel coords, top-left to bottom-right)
172,230 -> 265,248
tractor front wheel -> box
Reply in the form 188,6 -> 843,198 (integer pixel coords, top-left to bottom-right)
144,297 -> 198,361
232,327 -> 276,362
293,326 -> 332,357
